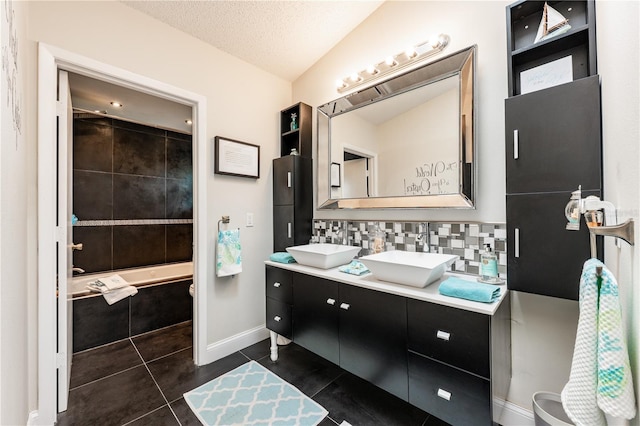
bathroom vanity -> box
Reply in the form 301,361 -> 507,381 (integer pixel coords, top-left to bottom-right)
264,261 -> 511,425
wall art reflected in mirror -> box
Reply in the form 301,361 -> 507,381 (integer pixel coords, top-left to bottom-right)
317,45 -> 476,209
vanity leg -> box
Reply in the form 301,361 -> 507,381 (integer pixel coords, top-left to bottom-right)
269,330 -> 279,362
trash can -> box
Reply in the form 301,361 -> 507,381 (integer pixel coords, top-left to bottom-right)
532,392 -> 575,426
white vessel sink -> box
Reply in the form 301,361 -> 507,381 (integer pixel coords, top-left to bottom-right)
286,243 -> 361,269
359,251 -> 459,288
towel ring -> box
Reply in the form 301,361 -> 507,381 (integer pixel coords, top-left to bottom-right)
218,215 -> 230,233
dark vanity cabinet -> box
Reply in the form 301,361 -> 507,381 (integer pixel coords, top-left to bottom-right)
291,271 -> 407,400
265,264 -> 511,424
505,0 -> 601,300
272,155 -> 312,252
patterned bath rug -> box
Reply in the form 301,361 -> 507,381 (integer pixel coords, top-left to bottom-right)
183,360 -> 328,425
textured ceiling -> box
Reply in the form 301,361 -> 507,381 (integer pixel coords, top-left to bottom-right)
121,0 -> 384,81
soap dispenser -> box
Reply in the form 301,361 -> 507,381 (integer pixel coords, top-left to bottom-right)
479,244 -> 500,284
368,224 -> 386,255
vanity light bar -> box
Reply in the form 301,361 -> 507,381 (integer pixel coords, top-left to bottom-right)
336,34 -> 450,93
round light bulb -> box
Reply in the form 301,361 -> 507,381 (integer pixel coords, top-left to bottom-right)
350,72 -> 360,82
185,119 -> 193,125
405,47 -> 417,59
366,65 -> 378,75
110,101 -> 123,108
336,79 -> 346,89
385,56 -> 396,66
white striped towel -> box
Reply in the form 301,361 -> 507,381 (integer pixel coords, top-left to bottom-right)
562,258 -> 636,425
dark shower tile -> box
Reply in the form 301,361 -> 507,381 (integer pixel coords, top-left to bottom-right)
257,343 -> 343,398
130,280 -> 192,335
170,397 -> 202,426
56,365 -> 165,426
166,224 -> 193,263
167,130 -> 192,142
113,118 -> 166,137
313,372 -> 429,426
166,178 -> 193,219
114,126 -> 166,177
132,321 -> 193,362
70,339 -> 142,389
127,405 -> 179,426
73,119 -> 113,173
72,295 -> 129,352
147,347 -> 248,403
113,174 -> 166,220
73,170 -> 113,221
113,225 -> 165,269
72,226 -> 113,273
167,137 -> 192,180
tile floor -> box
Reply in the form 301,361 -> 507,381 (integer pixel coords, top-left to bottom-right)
57,321 -> 450,426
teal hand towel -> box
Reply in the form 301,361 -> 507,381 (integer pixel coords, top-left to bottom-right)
269,252 -> 297,264
438,277 -> 501,303
339,260 -> 370,276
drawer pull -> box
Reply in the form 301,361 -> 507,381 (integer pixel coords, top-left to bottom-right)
437,388 -> 452,401
340,303 -> 350,310
287,172 -> 292,188
327,298 -> 336,305
436,330 -> 451,341
513,129 -> 519,160
273,282 -> 281,288
288,223 -> 292,239
274,316 -> 281,322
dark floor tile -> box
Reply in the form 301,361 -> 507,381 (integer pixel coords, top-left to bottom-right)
125,405 -> 179,426
313,372 -> 429,426
170,397 -> 202,426
257,343 -> 343,398
238,337 -> 271,361
57,366 -> 165,426
424,414 -> 451,425
147,347 -> 248,403
70,339 -> 142,389
132,321 -> 192,362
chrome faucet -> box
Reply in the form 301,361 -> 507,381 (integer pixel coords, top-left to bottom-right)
336,220 -> 348,245
72,267 -> 85,274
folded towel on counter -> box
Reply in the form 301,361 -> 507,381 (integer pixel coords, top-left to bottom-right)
339,260 -> 369,276
561,259 -> 636,425
269,252 -> 297,264
217,229 -> 242,277
102,286 -> 138,305
438,277 -> 501,303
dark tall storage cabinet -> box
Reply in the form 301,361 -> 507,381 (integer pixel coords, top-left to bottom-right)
273,103 -> 313,252
505,0 -> 601,300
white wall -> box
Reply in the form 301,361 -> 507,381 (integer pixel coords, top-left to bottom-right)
18,0 -> 291,419
294,0 -> 640,419
597,2 -> 640,425
1,1 -> 29,423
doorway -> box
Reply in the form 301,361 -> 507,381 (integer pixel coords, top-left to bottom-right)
37,43 -> 208,426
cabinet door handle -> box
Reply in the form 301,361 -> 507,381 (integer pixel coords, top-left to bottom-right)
273,282 -> 281,288
513,129 -> 519,160
287,223 -> 292,239
437,388 -> 452,401
287,172 -> 292,188
274,316 -> 281,322
514,227 -> 520,258
436,330 -> 451,341
340,303 -> 350,310
327,298 -> 336,305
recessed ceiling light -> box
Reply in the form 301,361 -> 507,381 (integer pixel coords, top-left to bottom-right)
185,119 -> 193,125
110,101 -> 123,108
94,110 -> 107,114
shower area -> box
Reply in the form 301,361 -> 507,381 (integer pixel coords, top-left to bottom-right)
67,72 -> 194,353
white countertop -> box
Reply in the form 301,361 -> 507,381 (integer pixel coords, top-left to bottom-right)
265,260 -> 508,316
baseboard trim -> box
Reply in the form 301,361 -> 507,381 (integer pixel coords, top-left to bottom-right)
494,398 -> 535,426
199,325 -> 270,366
27,410 -> 39,426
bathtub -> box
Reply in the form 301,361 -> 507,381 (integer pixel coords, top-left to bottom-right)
69,261 -> 194,298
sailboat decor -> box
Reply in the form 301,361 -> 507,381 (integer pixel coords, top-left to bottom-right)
534,2 -> 572,43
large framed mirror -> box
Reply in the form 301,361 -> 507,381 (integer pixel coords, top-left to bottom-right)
317,45 -> 476,209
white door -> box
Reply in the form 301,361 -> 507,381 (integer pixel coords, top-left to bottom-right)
343,158 -> 369,198
56,70 -> 73,412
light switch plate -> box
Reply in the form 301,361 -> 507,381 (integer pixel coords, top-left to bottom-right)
246,212 -> 254,227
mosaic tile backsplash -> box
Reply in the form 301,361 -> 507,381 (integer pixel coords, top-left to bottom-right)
313,220 -> 507,278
